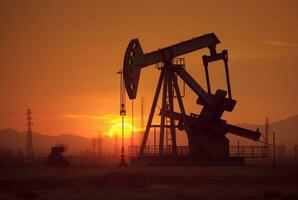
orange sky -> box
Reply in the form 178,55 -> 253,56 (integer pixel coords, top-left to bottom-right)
0,0 -> 297,138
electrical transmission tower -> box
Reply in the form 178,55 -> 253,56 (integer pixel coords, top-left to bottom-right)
265,118 -> 269,147
26,108 -> 34,157
97,133 -> 103,157
114,135 -> 119,157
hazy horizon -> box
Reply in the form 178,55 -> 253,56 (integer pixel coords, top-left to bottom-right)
1,113 -> 298,139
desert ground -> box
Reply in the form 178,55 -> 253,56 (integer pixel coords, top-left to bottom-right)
0,164 -> 297,200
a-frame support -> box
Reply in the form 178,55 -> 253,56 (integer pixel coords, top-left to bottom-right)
139,63 -> 188,157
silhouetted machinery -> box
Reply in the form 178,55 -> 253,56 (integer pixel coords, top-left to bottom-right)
123,33 -> 261,165
46,144 -> 70,167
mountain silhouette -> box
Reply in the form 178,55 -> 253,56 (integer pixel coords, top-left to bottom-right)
228,114 -> 298,148
0,129 -> 92,154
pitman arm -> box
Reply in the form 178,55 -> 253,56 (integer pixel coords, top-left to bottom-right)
175,66 -> 236,112
175,66 -> 213,108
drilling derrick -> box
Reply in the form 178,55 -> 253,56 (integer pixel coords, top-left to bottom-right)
26,108 -> 34,157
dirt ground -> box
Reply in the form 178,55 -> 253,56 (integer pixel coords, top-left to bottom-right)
0,165 -> 297,200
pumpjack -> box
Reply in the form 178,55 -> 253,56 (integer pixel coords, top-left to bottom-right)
123,33 -> 261,165
45,144 -> 70,167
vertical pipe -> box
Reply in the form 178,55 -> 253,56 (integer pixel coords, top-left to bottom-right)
172,73 -> 192,153
140,97 -> 145,146
121,113 -> 125,162
167,71 -> 177,155
131,100 -> 134,147
119,70 -> 127,166
154,127 -> 156,155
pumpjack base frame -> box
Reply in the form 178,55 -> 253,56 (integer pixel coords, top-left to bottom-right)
130,156 -> 244,166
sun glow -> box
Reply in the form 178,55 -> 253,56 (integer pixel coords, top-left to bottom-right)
108,122 -> 137,138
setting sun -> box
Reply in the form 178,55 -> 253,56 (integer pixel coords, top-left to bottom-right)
108,122 -> 137,138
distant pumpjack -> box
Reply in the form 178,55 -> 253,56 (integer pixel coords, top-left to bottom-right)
46,144 -> 70,167
122,33 -> 261,165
